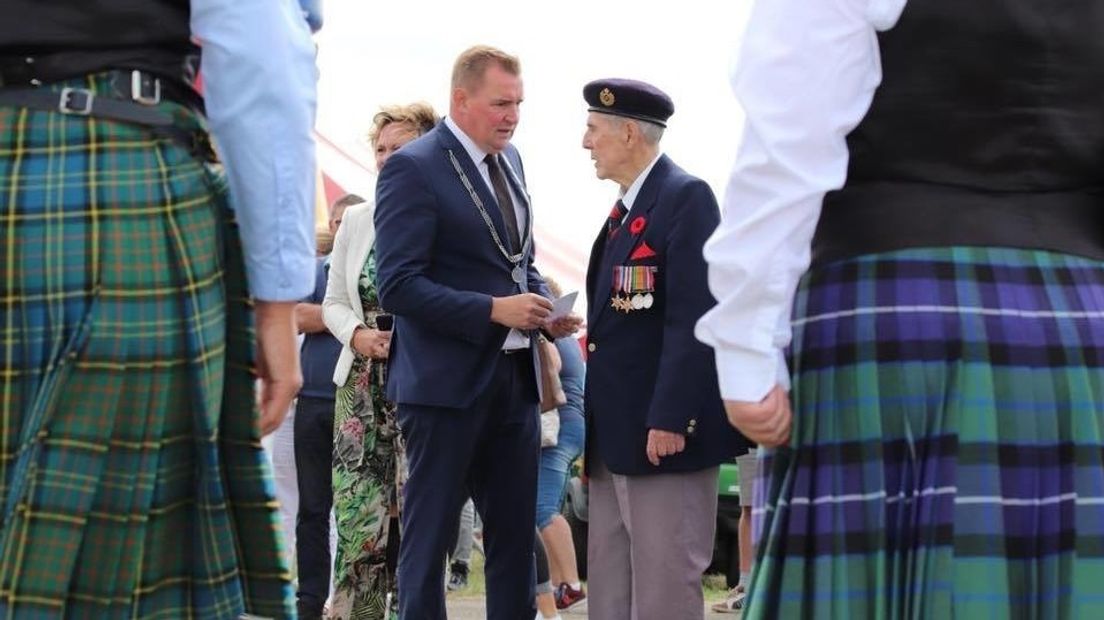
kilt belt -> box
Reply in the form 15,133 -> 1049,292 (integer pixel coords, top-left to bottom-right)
0,69 -> 214,161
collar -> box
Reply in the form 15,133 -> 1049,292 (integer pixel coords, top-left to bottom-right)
445,116 -> 490,168
620,152 -> 663,213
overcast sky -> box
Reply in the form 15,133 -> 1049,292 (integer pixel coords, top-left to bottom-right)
315,0 -> 755,293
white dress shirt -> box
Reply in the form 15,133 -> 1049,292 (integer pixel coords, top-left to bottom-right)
694,0 -> 908,402
444,116 -> 531,350
191,0 -> 318,301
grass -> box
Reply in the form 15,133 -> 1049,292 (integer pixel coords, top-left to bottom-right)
447,554 -> 733,602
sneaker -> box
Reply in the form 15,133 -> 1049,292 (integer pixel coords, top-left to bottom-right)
554,583 -> 587,612
711,585 -> 745,613
447,561 -> 469,591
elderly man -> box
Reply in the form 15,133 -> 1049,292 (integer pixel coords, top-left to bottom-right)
580,79 -> 748,619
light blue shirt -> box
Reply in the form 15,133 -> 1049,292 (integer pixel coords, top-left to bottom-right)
297,0 -> 324,32
191,0 -> 318,301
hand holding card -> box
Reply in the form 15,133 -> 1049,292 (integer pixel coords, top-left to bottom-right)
547,292 -> 578,321
543,292 -> 583,339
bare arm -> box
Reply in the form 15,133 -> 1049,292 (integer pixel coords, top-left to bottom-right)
295,302 -> 327,334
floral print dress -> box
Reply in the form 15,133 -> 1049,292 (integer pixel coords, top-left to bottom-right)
330,249 -> 404,620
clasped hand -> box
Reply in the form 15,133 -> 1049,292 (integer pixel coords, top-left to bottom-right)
352,326 -> 392,359
724,384 -> 792,448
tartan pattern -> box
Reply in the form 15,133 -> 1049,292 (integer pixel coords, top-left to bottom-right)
748,246 -> 1104,619
0,74 -> 293,618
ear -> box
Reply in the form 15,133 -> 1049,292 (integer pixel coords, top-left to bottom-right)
622,119 -> 638,145
451,87 -> 467,112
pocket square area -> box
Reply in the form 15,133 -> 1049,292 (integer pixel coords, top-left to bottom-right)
630,241 -> 657,260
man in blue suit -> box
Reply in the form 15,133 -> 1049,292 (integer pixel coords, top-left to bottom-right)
374,45 -> 580,619
580,79 -> 750,619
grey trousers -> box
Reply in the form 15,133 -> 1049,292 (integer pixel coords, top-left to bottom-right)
587,459 -> 719,620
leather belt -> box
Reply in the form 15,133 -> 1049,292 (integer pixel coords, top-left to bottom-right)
0,69 -> 213,161
0,84 -> 173,127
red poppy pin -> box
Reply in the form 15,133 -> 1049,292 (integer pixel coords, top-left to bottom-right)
630,241 -> 657,260
629,216 -> 647,235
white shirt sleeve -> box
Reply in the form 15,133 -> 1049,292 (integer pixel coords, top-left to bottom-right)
190,0 -> 319,301
694,0 -> 907,402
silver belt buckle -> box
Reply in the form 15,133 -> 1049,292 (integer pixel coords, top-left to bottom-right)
130,69 -> 161,105
57,87 -> 93,115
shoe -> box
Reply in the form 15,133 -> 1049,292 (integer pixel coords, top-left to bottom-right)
447,561 -> 469,591
711,585 -> 745,613
554,583 -> 587,612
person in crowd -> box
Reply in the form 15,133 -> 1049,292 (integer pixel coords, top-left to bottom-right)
322,103 -> 438,619
0,0 -> 317,616
696,0 -> 1104,617
534,528 -> 561,620
535,276 -> 587,611
447,497 -> 478,591
293,192 -> 364,618
579,78 -> 748,619
712,446 -> 757,613
373,45 -> 581,619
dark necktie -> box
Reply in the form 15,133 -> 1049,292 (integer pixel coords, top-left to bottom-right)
607,199 -> 628,239
485,154 -> 521,252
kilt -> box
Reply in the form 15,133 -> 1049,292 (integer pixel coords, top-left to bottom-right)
747,246 -> 1104,619
0,74 -> 293,618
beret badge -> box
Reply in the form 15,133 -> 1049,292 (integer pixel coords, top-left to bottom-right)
599,87 -> 616,107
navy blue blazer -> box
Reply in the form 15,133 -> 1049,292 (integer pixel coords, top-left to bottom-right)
374,123 -> 551,409
584,155 -> 749,476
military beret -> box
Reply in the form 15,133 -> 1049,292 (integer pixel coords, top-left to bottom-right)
583,78 -> 674,128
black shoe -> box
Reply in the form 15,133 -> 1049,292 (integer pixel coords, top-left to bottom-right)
447,561 -> 469,591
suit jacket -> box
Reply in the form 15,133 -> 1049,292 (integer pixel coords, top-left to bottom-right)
585,155 -> 749,476
322,201 -> 376,386
373,122 -> 551,408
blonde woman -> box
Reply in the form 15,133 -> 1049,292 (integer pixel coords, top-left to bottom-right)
322,102 -> 437,620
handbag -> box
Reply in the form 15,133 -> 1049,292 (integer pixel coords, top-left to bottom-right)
538,337 -> 567,413
540,409 -> 561,448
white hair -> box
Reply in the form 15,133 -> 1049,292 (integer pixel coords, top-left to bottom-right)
609,115 -> 665,145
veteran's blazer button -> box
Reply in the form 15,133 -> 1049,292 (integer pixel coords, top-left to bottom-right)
587,342 -> 597,353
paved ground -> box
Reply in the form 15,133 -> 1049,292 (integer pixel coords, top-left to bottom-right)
445,596 -> 738,619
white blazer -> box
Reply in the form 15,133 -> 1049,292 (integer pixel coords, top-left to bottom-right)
323,201 -> 377,386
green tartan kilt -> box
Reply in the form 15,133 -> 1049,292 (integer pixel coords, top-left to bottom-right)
0,74 -> 293,618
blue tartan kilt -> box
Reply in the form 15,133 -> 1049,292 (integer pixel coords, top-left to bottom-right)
0,73 -> 293,618
748,246 -> 1104,619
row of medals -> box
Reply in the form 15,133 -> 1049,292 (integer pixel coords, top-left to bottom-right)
611,292 -> 655,313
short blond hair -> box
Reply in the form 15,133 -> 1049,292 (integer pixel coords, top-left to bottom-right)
367,102 -> 439,147
451,45 -> 521,92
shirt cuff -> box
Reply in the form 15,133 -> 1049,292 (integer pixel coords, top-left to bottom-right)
713,346 -> 782,403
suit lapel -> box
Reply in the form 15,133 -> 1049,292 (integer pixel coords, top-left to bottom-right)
590,155 -> 671,328
347,205 -> 376,312
436,125 -> 513,245
585,225 -> 607,326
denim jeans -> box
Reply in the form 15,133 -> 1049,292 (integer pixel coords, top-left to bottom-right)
535,408 -> 585,528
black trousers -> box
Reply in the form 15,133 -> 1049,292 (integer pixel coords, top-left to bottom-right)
293,395 -> 335,615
